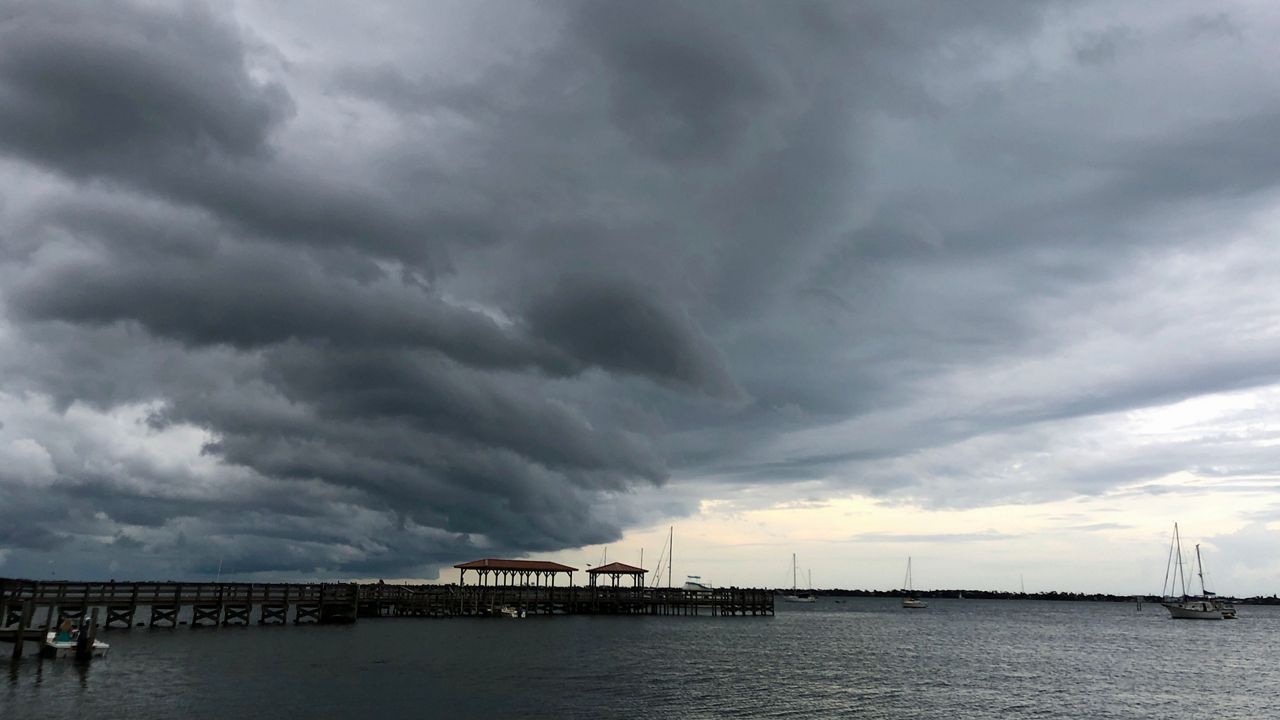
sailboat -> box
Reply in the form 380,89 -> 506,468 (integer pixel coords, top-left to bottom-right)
1160,523 -> 1232,620
902,557 -> 927,609
783,553 -> 816,603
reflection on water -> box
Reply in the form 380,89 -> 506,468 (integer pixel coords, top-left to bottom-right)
5,598 -> 1278,719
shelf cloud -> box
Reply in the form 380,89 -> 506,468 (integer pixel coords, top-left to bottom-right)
3,0 -> 1280,583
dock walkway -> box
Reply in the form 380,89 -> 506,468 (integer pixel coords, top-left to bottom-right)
1,578 -> 773,657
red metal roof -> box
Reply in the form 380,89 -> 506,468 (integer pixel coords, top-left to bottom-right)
453,559 -> 577,572
586,562 -> 647,575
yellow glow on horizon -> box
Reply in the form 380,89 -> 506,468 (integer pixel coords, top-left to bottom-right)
549,470 -> 1274,595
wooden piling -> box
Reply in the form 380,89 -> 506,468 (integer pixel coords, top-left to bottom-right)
75,608 -> 100,662
11,600 -> 33,660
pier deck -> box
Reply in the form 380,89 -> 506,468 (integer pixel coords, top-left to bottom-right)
1,578 -> 773,656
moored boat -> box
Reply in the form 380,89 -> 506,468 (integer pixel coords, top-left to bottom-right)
901,556 -> 928,609
1159,524 -> 1232,620
682,576 -> 712,592
1162,598 -> 1224,620
42,625 -> 109,659
782,554 -> 816,603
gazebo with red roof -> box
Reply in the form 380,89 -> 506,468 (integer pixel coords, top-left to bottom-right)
453,558 -> 577,588
586,561 -> 648,588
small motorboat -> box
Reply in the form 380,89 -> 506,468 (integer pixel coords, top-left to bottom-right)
497,605 -> 526,618
42,630 -> 109,659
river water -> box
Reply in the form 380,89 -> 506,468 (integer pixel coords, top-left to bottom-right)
4,597 -> 1276,719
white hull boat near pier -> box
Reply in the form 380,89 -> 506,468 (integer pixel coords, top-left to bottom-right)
42,631 -> 109,659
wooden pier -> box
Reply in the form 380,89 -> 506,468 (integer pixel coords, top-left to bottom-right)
357,583 -> 775,618
1,578 -> 773,656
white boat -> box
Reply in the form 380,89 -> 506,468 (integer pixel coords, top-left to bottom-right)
42,630 -> 109,659
1159,523 -> 1232,620
783,553 -> 816,603
1163,598 -> 1224,620
497,605 -> 526,618
902,556 -> 928,609
682,576 -> 712,592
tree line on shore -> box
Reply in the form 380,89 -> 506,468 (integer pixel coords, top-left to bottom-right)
772,588 -> 1280,604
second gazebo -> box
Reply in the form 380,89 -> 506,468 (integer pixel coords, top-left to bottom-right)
586,562 -> 648,588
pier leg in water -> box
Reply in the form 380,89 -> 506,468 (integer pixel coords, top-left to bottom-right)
11,600 -> 33,660
75,610 -> 98,662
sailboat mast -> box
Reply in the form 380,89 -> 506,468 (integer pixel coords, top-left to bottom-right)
668,526 -> 673,589
1196,544 -> 1207,596
792,553 -> 797,592
1174,523 -> 1187,597
1161,524 -> 1179,597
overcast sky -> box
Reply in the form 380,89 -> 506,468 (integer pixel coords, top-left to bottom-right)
3,0 -> 1280,595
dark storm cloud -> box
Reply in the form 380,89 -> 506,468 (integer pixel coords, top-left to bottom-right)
7,219 -> 571,373
4,0 -> 1280,581
0,0 -> 689,578
0,1 -> 289,171
259,345 -> 665,479
0,0 -> 458,271
573,0 -> 771,162
527,278 -> 740,398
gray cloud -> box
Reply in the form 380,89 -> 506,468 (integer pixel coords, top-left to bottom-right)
4,0 -> 1280,582
574,1 -> 772,162
527,277 -> 741,398
0,0 -> 290,172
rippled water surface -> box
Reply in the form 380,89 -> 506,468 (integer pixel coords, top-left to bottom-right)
5,598 -> 1278,719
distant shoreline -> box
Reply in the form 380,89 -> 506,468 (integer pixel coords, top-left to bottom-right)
776,589 -> 1280,605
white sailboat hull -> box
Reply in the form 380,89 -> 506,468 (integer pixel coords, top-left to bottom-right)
902,598 -> 928,609
783,594 -> 815,603
1162,600 -> 1225,620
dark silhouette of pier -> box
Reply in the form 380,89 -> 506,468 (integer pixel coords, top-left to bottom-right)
1,578 -> 774,658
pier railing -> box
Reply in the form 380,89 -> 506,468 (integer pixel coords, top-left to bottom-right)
0,580 -> 355,607
358,583 -> 774,617
1,577 -> 773,636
